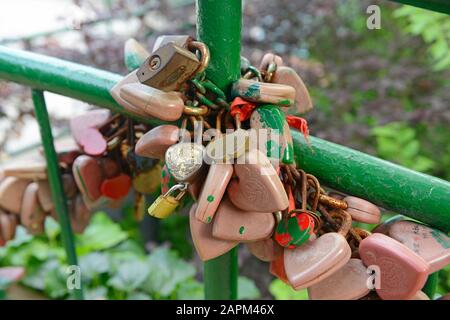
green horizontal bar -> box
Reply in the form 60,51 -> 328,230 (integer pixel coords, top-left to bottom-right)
389,0 -> 450,14
293,132 -> 450,232
0,46 -> 160,126
0,46 -> 448,231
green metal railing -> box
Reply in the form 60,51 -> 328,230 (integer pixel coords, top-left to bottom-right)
0,0 -> 449,300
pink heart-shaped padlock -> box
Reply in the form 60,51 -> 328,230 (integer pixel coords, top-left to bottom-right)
70,110 -> 110,156
359,233 -> 430,300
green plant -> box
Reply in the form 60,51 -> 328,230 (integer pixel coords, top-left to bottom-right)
269,279 -> 308,300
394,6 -> 450,71
372,122 -> 435,173
0,212 -> 260,300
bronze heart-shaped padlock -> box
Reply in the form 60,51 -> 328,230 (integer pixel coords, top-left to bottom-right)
212,197 -> 275,242
359,233 -> 430,300
308,258 -> 370,300
227,149 -> 289,212
189,203 -> 238,261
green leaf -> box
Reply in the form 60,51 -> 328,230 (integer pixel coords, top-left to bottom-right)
22,260 -> 60,291
269,279 -> 309,300
141,247 -> 196,297
84,286 -> 108,300
238,276 -> 261,300
107,260 -> 149,292
176,279 -> 204,300
127,291 -> 152,300
79,252 -> 110,281
44,265 -> 69,299
76,212 -> 128,255
44,217 -> 61,241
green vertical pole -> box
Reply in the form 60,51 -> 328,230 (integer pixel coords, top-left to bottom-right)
197,0 -> 242,300
422,272 -> 439,299
31,89 -> 83,300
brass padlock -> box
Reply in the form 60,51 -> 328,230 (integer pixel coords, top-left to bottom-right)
147,183 -> 187,219
137,42 -> 200,92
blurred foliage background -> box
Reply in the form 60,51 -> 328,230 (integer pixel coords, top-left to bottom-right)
0,0 -> 449,299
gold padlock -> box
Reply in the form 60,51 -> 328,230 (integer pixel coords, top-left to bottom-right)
147,183 -> 187,219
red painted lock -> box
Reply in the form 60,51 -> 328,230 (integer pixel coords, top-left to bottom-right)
274,211 -> 315,248
100,174 -> 131,200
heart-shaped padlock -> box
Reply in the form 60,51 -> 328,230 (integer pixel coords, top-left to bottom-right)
20,182 -> 46,235
308,258 -> 371,300
165,118 -> 205,182
359,233 -> 430,300
271,66 -> 313,115
73,155 -> 104,202
70,109 -> 110,156
284,209 -> 352,290
250,104 -> 294,165
227,149 -> 289,212
136,125 -> 185,159
212,196 -> 275,242
247,237 -> 283,262
100,174 -> 131,200
0,177 -> 30,214
195,163 -> 233,223
374,220 -> 450,273
189,203 -> 238,261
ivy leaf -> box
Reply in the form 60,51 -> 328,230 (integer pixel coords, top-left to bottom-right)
76,212 -> 128,255
141,247 -> 196,297
107,260 -> 149,292
44,265 -> 69,299
79,252 -> 110,281
176,279 -> 204,300
22,260 -> 60,291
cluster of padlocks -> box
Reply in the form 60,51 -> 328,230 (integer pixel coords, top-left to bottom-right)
0,111 -> 161,240
0,35 -> 448,300
110,35 -> 449,300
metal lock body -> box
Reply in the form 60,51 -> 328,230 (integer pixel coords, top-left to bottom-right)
137,42 -> 200,92
148,183 -> 187,219
165,118 -> 205,182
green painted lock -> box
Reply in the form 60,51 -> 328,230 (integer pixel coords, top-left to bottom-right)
250,104 -> 294,165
